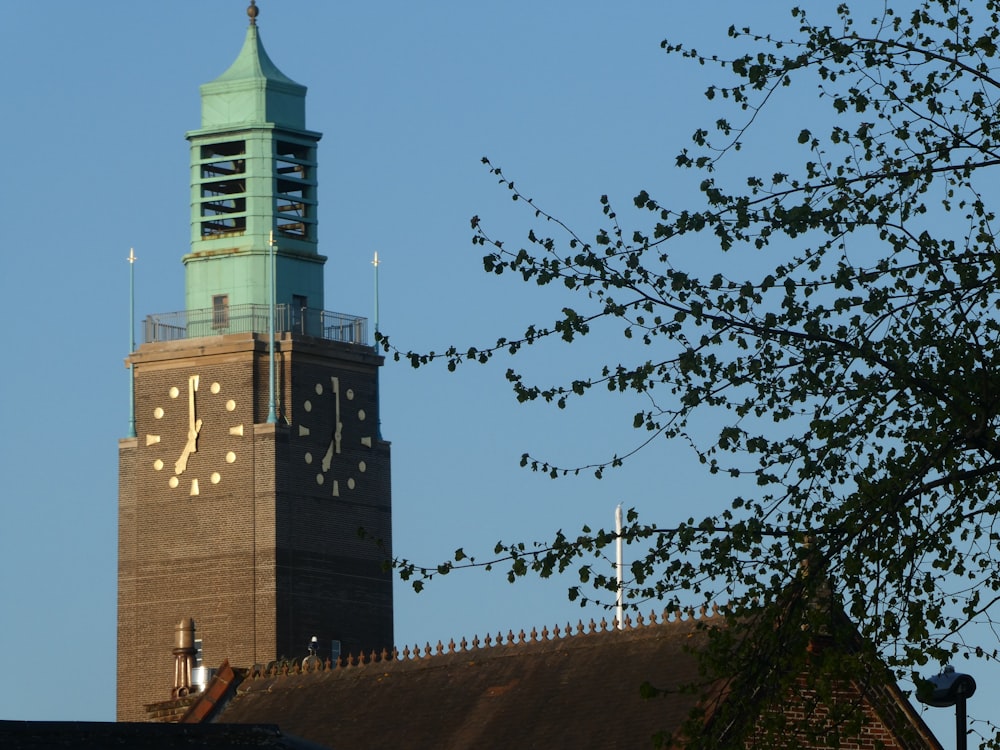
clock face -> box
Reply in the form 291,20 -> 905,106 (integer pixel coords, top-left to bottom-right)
145,375 -> 245,496
297,376 -> 374,497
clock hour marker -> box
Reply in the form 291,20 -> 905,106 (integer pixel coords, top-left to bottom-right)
169,476 -> 179,489
211,473 -> 221,485
361,436 -> 372,448
332,480 -> 340,497
154,407 -> 164,420
153,459 -> 164,472
357,409 -> 366,422
226,399 -> 237,412
146,435 -> 161,446
347,478 -> 356,490
190,479 -> 200,496
315,383 -> 323,395
304,452 -> 313,465
226,452 -> 237,464
169,387 -> 180,399
316,473 -> 324,486
304,400 -> 312,413
230,424 -> 244,437
358,461 -> 367,473
210,382 -> 221,394
298,425 -> 311,437
346,389 -> 354,401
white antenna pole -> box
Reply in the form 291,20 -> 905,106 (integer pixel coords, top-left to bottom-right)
266,230 -> 277,424
372,251 -> 380,335
615,504 -> 624,630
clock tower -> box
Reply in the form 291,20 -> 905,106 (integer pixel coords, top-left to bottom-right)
117,3 -> 393,721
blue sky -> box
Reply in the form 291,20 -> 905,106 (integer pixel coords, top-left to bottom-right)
0,0 -> 982,743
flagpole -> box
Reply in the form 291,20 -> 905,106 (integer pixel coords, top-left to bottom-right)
372,251 -> 380,336
616,504 -> 624,630
373,251 -> 382,441
127,248 -> 137,439
267,231 -> 277,424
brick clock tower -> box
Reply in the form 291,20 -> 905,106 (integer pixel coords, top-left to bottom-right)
117,4 -> 393,721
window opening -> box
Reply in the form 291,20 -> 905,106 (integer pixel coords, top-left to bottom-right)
200,141 -> 247,237
275,141 -> 314,239
292,294 -> 308,333
212,295 -> 230,328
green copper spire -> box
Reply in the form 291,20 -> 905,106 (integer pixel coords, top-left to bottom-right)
199,6 -> 307,130
183,2 -> 325,322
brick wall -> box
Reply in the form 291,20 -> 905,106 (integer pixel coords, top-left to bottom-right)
117,333 -> 392,720
746,676 -> 937,750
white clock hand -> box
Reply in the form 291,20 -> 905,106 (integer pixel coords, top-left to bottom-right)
174,418 -> 203,475
321,438 -> 335,472
332,377 -> 342,455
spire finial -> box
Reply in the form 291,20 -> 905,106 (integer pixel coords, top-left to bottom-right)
248,1 -> 259,26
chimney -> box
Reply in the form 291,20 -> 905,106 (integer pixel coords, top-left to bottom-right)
171,617 -> 197,699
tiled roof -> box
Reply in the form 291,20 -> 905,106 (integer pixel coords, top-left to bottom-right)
207,608 -> 943,750
213,610 -> 733,748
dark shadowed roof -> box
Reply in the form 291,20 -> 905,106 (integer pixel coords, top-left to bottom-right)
209,608 -> 944,750
0,721 -> 330,750
214,611 -> 725,748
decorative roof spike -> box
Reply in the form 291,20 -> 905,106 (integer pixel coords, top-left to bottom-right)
471,635 -> 480,649
435,641 -> 444,655
599,618 -> 608,632
247,0 -> 259,26
576,620 -> 585,635
447,639 -> 456,654
517,629 -> 526,644
588,618 -> 597,633
636,612 -> 645,627
506,630 -> 515,645
401,645 -> 411,660
459,637 -> 468,651
624,614 -> 633,629
552,623 -> 562,638
529,627 -> 538,642
540,626 -> 550,640
648,610 -> 658,625
423,643 -> 432,658
484,634 -> 493,647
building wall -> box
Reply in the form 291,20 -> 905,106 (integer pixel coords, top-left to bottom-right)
117,333 -> 392,720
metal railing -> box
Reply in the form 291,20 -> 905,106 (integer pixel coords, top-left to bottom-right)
143,303 -> 368,345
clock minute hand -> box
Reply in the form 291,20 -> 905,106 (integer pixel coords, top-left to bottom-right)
322,377 -> 344,472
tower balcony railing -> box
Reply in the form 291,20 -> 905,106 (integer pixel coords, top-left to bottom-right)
143,303 -> 368,345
